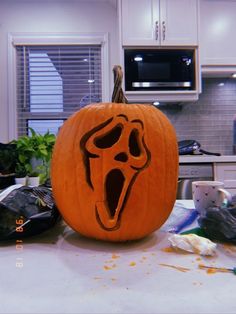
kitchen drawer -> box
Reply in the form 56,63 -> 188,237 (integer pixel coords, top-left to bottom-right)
214,162 -> 236,195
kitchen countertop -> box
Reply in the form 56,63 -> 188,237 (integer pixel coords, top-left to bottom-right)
179,155 -> 236,163
1,200 -> 236,314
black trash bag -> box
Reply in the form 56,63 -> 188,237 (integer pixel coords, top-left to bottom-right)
0,142 -> 17,174
0,186 -> 60,241
198,204 -> 236,244
0,173 -> 15,190
0,143 -> 17,189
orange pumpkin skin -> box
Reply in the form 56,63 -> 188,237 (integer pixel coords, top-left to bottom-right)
51,103 -> 178,242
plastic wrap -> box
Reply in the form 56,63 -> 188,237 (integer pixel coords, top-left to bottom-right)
168,233 -> 217,256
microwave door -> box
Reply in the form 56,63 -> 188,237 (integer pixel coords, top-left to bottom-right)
124,48 -> 195,91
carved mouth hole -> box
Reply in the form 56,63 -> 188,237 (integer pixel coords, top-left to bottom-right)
129,129 -> 141,157
106,169 -> 125,218
94,124 -> 122,149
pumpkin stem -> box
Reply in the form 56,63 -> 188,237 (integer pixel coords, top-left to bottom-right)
111,65 -> 128,104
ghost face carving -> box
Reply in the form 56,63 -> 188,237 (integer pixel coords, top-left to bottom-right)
51,103 -> 179,242
80,114 -> 151,231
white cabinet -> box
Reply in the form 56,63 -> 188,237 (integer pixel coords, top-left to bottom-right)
200,0 -> 236,66
214,163 -> 236,195
120,0 -> 198,46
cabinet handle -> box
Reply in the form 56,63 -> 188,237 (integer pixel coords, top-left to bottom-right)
155,21 -> 159,41
162,21 -> 166,41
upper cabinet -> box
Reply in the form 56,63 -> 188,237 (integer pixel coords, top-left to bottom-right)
200,0 -> 236,67
120,0 -> 198,46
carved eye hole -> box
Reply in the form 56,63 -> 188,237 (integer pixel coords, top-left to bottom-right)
94,125 -> 122,149
129,129 -> 141,157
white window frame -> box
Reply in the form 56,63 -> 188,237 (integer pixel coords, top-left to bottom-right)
8,32 -> 109,139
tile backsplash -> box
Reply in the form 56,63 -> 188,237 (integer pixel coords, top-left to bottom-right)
161,78 -> 236,156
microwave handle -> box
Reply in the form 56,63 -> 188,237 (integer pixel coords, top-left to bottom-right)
155,21 -> 159,41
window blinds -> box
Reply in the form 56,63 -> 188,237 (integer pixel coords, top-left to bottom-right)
16,45 -> 102,136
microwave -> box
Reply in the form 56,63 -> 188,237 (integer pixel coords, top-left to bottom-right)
124,48 -> 196,91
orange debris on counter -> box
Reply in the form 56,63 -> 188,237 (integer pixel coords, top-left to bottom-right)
159,263 -> 190,273
198,263 -> 232,274
111,253 -> 120,259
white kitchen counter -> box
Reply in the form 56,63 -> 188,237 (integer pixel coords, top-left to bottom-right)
179,155 -> 236,163
1,200 -> 236,314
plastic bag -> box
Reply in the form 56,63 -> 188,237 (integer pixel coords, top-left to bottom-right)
161,201 -> 199,233
0,185 -> 60,241
0,143 -> 17,189
198,195 -> 236,243
0,143 -> 17,174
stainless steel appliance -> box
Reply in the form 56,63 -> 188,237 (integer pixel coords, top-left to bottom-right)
124,48 -> 196,91
177,163 -> 213,199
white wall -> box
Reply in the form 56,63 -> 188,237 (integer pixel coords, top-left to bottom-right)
0,0 -> 119,142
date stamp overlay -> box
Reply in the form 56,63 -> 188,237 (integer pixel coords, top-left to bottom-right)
15,216 -> 24,268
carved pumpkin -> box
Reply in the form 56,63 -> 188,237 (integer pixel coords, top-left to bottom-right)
51,67 -> 178,242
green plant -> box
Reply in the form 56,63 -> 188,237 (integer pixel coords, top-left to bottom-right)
27,128 -> 56,182
14,128 -> 56,183
15,162 -> 27,178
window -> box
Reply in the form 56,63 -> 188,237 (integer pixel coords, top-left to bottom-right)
15,44 -> 102,136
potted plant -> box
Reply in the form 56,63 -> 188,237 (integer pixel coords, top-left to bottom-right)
14,136 -> 33,185
27,128 -> 56,185
14,162 -> 27,185
25,164 -> 40,187
14,128 -> 56,186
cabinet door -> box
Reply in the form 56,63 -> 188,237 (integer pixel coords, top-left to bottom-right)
121,0 -> 198,46
121,0 -> 160,46
160,0 -> 198,46
214,163 -> 236,195
200,0 -> 236,65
